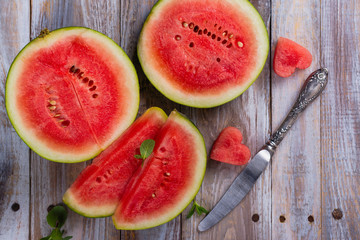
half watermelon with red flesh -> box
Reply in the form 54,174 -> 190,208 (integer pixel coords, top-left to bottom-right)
6,27 -> 139,163
113,110 -> 207,230
63,107 -> 167,217
138,0 -> 269,108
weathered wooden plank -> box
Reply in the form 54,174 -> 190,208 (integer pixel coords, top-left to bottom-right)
182,0 -> 272,239
271,0 -> 321,239
29,1 -> 121,239
0,1 -> 30,239
120,0 -> 179,116
321,0 -> 360,239
119,1 -> 181,239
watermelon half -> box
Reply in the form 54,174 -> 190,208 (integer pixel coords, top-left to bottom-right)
6,27 -> 139,163
63,107 -> 167,217
113,110 -> 207,229
138,0 -> 269,108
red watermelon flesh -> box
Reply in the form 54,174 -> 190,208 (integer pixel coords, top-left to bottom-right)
138,0 -> 269,107
63,107 -> 167,217
210,127 -> 251,166
6,27 -> 139,162
273,37 -> 312,77
113,110 -> 207,230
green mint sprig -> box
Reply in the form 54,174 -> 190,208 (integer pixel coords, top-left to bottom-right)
40,205 -> 72,240
186,200 -> 209,219
134,139 -> 155,166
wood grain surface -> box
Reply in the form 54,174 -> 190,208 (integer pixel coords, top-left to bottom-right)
321,0 -> 360,239
271,0 -> 322,239
0,0 -> 359,239
0,1 -> 30,239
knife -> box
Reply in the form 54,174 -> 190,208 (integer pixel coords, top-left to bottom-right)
198,68 -> 329,232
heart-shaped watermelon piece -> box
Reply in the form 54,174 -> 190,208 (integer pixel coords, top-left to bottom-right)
210,127 -> 251,166
273,37 -> 312,78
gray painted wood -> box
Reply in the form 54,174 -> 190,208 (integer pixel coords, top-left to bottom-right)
0,1 -> 30,239
271,0 -> 322,239
0,0 -> 359,239
321,0 -> 360,239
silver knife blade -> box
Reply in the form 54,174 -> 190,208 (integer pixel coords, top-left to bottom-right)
198,149 -> 271,232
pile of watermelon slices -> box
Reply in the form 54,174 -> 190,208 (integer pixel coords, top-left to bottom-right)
64,107 -> 207,229
4,0 -> 277,230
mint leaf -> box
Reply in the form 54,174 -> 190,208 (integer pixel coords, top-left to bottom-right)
47,206 -> 68,228
140,139 -> 155,159
187,200 -> 209,219
42,205 -> 72,240
197,205 -> 209,214
135,139 -> 156,167
195,205 -> 202,215
50,228 -> 63,240
186,203 -> 196,219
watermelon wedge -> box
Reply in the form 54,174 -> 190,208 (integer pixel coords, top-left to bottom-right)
113,110 -> 207,229
138,0 -> 269,107
6,27 -> 139,163
63,107 -> 167,217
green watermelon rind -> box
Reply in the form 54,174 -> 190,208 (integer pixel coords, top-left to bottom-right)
137,0 -> 269,108
62,107 -> 169,218
63,192 -> 114,218
112,110 -> 207,230
5,27 -> 139,163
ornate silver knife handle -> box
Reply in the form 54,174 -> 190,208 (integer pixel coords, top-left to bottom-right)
265,68 -> 328,153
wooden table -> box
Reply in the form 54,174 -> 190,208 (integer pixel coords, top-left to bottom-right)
1,0 -> 359,239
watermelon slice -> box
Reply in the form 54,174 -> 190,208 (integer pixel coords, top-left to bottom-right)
113,110 -> 207,229
210,127 -> 251,166
6,27 -> 139,163
273,37 -> 312,77
138,0 -> 269,108
63,107 -> 167,217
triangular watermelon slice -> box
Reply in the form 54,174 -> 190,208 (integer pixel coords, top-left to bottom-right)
112,110 -> 207,230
